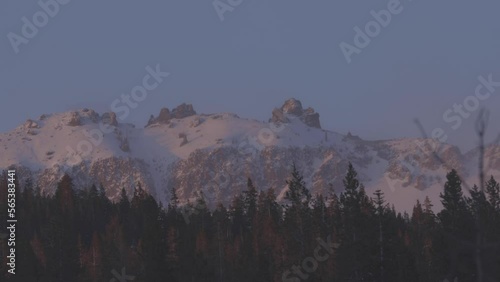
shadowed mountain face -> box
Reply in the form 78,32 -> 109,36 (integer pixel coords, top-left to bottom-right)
0,99 -> 497,211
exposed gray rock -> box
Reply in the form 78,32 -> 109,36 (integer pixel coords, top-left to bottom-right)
146,104 -> 197,127
300,111 -> 321,129
101,112 -> 118,127
157,108 -> 172,123
171,103 -> 196,119
270,99 -> 321,128
81,109 -> 100,123
270,108 -> 289,124
23,119 -> 39,129
282,98 -> 303,116
67,112 -> 81,126
145,108 -> 170,127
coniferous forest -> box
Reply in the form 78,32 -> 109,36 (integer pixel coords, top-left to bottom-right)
1,163 -> 500,282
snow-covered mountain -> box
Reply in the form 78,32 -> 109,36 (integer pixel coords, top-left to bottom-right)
1,99 -> 498,211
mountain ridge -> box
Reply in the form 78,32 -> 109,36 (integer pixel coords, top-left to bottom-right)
1,99 -> 498,211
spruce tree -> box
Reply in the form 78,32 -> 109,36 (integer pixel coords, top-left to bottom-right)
243,178 -> 258,223
438,169 -> 474,281
337,163 -> 377,281
485,176 -> 500,212
438,169 -> 470,233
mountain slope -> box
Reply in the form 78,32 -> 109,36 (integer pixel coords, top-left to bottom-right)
1,99 -> 498,211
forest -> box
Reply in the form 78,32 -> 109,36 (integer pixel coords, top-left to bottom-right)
1,163 -> 500,282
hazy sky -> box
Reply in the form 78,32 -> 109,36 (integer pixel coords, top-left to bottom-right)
1,0 -> 500,152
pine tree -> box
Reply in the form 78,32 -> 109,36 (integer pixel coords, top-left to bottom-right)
229,194 -> 245,238
283,164 -> 312,260
312,194 -> 328,236
328,192 -> 342,239
242,178 -> 258,223
437,169 -> 474,281
284,163 -> 311,209
469,184 -> 489,229
337,163 -> 377,281
6,159 -> 500,281
168,187 -> 179,212
340,162 -> 361,212
423,196 -> 434,217
477,177 -> 500,280
55,173 -> 76,215
118,188 -> 130,216
438,169 -> 470,233
485,176 -> 500,212
374,190 -> 388,281
49,174 -> 80,281
87,232 -> 103,282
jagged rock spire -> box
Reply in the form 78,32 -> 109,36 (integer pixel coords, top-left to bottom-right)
270,98 -> 321,128
146,103 -> 196,127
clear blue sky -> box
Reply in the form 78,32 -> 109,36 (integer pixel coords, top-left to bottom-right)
1,0 -> 500,151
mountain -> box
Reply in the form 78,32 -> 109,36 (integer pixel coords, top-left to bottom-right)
1,99 -> 498,211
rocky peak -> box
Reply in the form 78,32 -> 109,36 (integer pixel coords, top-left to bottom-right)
65,109 -> 101,126
67,112 -> 82,126
271,98 -> 321,129
146,103 -> 196,127
171,103 -> 196,119
80,108 -> 100,123
158,108 -> 172,123
23,119 -> 39,129
282,98 -> 303,116
101,112 -> 118,127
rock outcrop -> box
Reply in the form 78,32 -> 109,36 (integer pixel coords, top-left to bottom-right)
171,103 -> 196,119
301,107 -> 321,129
23,119 -> 39,129
67,112 -> 82,126
66,109 -> 101,126
146,104 -> 196,127
101,112 -> 118,127
282,98 -> 303,116
270,98 -> 321,128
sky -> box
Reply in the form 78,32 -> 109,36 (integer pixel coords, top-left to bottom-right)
1,0 -> 500,152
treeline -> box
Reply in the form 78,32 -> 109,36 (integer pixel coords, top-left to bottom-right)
1,163 -> 500,281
